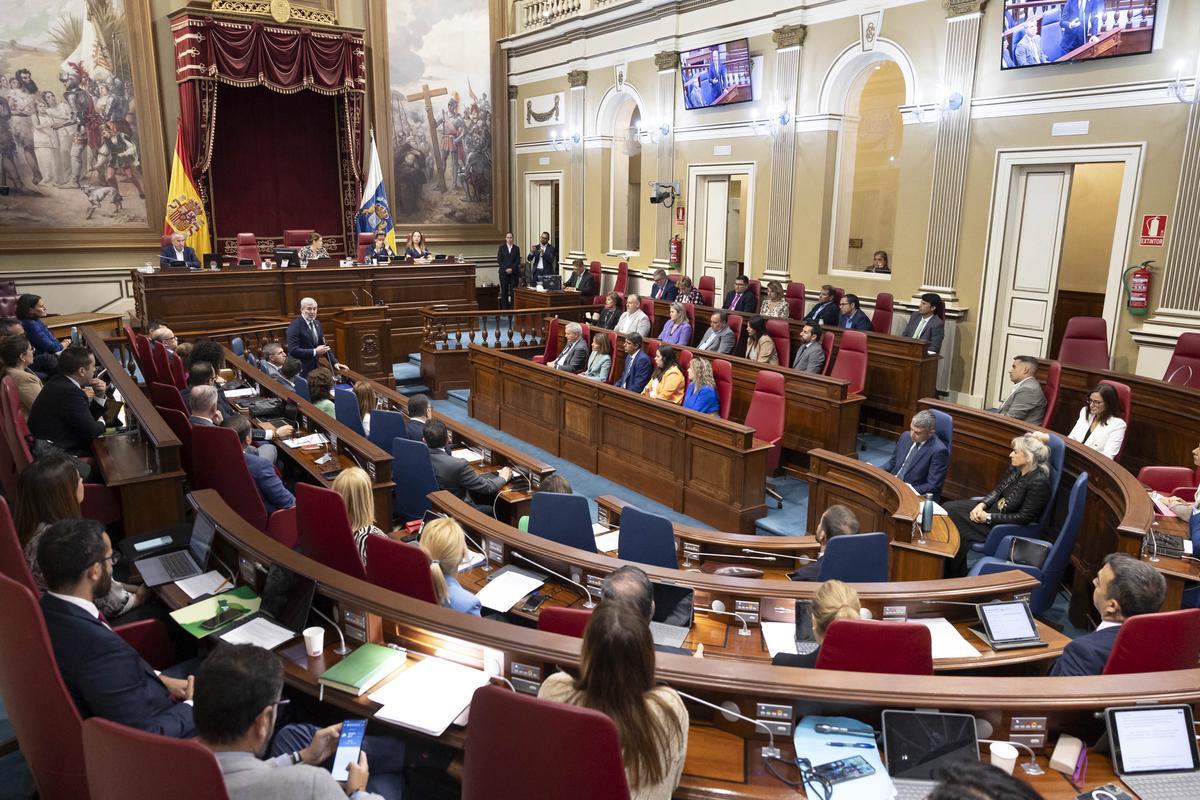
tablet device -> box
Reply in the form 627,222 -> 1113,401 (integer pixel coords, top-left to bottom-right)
969,599 -> 1046,650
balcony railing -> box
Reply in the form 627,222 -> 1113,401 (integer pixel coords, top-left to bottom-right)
513,0 -> 625,34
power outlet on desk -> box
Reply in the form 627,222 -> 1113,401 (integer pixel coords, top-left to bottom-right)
1011,716 -> 1047,733
1010,734 -> 1045,750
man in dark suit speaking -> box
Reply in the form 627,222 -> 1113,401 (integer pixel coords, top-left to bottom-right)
564,259 -> 596,300
37,519 -> 196,737
497,232 -> 522,308
525,231 -> 557,287
286,297 -> 348,377
28,346 -> 108,455
160,231 -> 200,268
1050,553 -> 1165,677
882,409 -> 949,500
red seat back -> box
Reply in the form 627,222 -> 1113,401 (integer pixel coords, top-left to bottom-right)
830,330 -> 868,395
872,293 -> 894,334
697,276 -> 716,306
747,279 -> 761,304
643,339 -> 659,364
816,619 -> 933,675
0,377 -> 29,497
365,536 -> 438,603
533,318 -> 561,365
613,261 -> 629,295
639,297 -> 655,323
134,334 -> 157,383
0,282 -> 15,318
169,350 -> 187,390
680,302 -> 696,333
1103,609 -> 1200,675
236,232 -> 261,266
155,406 -> 194,482
744,371 -> 785,472
0,495 -> 35,593
356,232 -> 375,262
726,314 -> 744,350
675,347 -> 692,383
1138,466 -> 1196,495
283,229 -> 314,248
149,381 -> 187,418
537,607 -> 593,638
1164,332 -> 1200,388
1098,378 -> 1131,460
1042,359 -> 1061,427
149,341 -> 171,386
786,297 -> 805,320
0,573 -> 90,799
83,717 -> 230,800
296,483 -> 367,581
712,359 -> 733,420
463,685 -> 630,800
832,287 -> 845,304
785,281 -> 805,302
589,260 -> 602,291
1058,316 -> 1109,370
765,319 -> 790,366
190,425 -> 269,532
605,332 -> 620,383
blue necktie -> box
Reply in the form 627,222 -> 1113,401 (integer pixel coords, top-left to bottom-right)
844,317 -> 851,329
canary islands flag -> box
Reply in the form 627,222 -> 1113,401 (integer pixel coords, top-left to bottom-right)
356,131 -> 396,253
163,121 -> 211,258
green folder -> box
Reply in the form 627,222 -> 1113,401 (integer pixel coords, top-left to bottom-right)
169,586 -> 261,639
318,643 -> 406,696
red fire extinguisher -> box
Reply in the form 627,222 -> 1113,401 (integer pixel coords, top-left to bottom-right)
669,235 -> 683,269
1123,260 -> 1154,316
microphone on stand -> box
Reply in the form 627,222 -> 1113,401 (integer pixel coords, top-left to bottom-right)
696,600 -> 751,636
309,605 -> 351,655
510,551 -> 597,608
687,550 -> 778,562
740,548 -> 815,563
675,690 -> 780,759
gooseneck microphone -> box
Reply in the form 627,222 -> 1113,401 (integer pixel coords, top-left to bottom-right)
741,547 -> 814,563
675,690 -> 780,758
510,551 -> 597,609
696,600 -> 750,636
309,605 -> 351,655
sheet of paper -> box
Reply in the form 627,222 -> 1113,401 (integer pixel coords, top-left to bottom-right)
283,433 -> 330,449
760,621 -> 799,657
224,386 -> 257,399
371,657 -> 491,736
591,522 -> 609,535
912,617 -> 982,660
475,570 -> 545,612
174,570 -> 229,600
906,485 -> 949,516
1150,492 -> 1179,518
219,616 -> 296,650
594,530 -> 620,553
794,716 -> 896,800
451,448 -> 484,464
458,549 -> 486,572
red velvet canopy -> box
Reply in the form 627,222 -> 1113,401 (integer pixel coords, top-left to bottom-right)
170,13 -> 367,254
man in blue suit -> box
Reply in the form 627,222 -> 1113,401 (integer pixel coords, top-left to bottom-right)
405,394 -> 432,442
37,519 -> 196,737
882,410 -> 949,500
286,297 -> 348,377
1050,553 -> 1166,677
804,285 -> 840,328
648,269 -> 678,302
224,416 -> 294,514
1060,0 -> 1086,55
837,293 -> 873,331
160,231 -> 200,268
614,333 -> 652,394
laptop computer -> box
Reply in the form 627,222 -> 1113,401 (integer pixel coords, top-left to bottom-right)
649,582 -> 694,649
542,274 -> 563,291
1106,705 -> 1200,800
134,514 -> 218,587
793,599 -> 818,655
881,710 -> 980,800
217,564 -> 317,648
203,253 -> 222,270
968,599 -> 1047,651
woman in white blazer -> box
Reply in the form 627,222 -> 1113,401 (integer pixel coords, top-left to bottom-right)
1067,383 -> 1126,459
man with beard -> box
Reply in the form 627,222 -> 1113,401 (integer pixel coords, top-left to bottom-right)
36,518 -> 197,736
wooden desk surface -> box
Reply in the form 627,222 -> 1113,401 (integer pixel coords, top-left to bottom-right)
514,286 -> 586,309
46,312 -> 124,337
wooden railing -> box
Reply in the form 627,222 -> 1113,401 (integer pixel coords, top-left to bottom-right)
420,304 -> 589,350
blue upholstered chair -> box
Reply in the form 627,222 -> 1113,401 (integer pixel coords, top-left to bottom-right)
231,336 -> 245,357
368,408 -> 409,453
528,493 -> 596,553
972,433 -> 1065,554
393,438 -> 438,522
930,409 -> 953,451
333,389 -> 365,436
616,506 -> 678,569
818,532 -> 889,583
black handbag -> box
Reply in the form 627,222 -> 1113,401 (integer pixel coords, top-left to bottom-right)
1008,537 -> 1051,569
29,438 -> 92,482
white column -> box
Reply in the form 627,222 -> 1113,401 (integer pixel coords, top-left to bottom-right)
763,25 -> 806,282
652,50 -> 678,268
567,69 -> 587,259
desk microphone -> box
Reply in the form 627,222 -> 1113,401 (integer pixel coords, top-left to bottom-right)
351,290 -> 361,306
309,605 -> 351,655
689,550 -> 778,562
675,690 -> 780,759
741,548 -> 814,563
360,287 -> 382,306
510,550 -> 597,608
919,600 -> 980,607
696,600 -> 751,636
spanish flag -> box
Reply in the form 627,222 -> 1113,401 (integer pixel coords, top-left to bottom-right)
163,121 -> 211,258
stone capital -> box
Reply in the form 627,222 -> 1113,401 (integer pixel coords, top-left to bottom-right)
654,50 -> 679,71
943,0 -> 987,17
567,69 -> 588,88
772,24 -> 807,49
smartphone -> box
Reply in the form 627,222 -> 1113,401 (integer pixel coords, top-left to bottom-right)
812,755 -> 876,786
321,469 -> 343,481
520,593 -> 546,613
331,719 -> 367,782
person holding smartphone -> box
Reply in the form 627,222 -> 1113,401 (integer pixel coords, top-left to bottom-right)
196,643 -> 407,799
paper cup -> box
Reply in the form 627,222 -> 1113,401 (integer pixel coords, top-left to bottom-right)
989,741 -> 1019,775
302,626 -> 325,657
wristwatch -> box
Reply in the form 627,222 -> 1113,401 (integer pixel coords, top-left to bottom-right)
290,750 -> 303,765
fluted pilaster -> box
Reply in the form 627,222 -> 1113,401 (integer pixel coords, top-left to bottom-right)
764,25 -> 806,277
653,51 -> 678,266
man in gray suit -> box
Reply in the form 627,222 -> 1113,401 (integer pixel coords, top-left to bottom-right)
1014,18 -> 1050,66
996,356 -> 1048,423
425,420 -> 511,510
901,293 -> 946,354
791,322 -> 826,373
196,644 -> 404,799
696,310 -> 736,354
550,321 -> 588,373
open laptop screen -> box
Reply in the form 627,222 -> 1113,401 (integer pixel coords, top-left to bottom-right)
882,710 -> 979,781
259,564 -> 317,632
1110,706 -> 1200,775
651,582 -> 694,628
188,514 -> 218,569
978,600 -> 1038,643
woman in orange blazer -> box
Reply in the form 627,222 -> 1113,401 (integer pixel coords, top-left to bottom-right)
642,344 -> 686,404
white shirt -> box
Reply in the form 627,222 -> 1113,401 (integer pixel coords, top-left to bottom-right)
1067,407 -> 1127,459
47,590 -> 102,621
174,247 -> 186,260
615,310 -> 651,338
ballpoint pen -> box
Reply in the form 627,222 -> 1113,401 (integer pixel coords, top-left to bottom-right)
826,742 -> 875,749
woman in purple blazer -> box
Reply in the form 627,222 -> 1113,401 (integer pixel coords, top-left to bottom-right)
658,302 -> 692,346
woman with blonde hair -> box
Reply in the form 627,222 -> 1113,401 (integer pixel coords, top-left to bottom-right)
759,281 -> 788,318
772,580 -> 861,668
332,467 -> 385,566
419,517 -> 481,615
352,380 -> 377,436
681,357 -> 719,415
405,230 -> 432,261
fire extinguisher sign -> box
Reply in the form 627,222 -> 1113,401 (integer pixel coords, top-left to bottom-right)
1140,215 -> 1167,247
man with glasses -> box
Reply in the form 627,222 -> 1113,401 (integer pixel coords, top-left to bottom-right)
836,294 -> 873,331
37,518 -> 197,736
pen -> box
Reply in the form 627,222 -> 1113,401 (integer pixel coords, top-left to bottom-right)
827,742 -> 874,749
211,576 -> 232,595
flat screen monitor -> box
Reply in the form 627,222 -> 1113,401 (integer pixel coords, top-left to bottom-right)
680,38 -> 753,110
1001,1 -> 1157,70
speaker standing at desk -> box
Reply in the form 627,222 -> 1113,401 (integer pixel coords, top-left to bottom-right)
286,297 -> 347,377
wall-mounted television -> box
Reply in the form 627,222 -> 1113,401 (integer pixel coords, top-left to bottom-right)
680,38 -> 753,110
1001,1 -> 1158,70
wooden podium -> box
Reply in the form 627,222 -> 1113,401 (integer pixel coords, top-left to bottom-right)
332,306 -> 392,380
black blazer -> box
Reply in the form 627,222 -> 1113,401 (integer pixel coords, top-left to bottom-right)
497,244 -> 522,283
565,270 -> 596,299
1049,624 -> 1120,677
772,649 -> 820,668
40,594 -> 194,737
595,308 -> 621,330
27,374 -> 105,455
723,290 -> 757,313
526,243 -> 558,284
429,449 -> 506,502
405,418 -> 426,443
981,468 -> 1051,526
286,315 -> 336,376
159,244 -> 199,268
805,301 -> 839,328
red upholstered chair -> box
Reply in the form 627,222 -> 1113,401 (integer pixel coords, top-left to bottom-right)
537,607 -> 592,638
765,319 -> 790,366
83,717 -> 230,800
356,232 -> 375,262
189,425 -> 276,534
786,297 -> 805,320
0,572 -> 91,799
674,346 -> 692,379
1041,359 -> 1062,427
726,313 -> 744,352
1102,609 -> 1200,675
463,685 -> 630,800
1058,316 -> 1109,370
643,339 -> 659,364
1164,332 -> 1200,388
168,350 -> 187,390
697,276 -> 716,306
283,229 -> 314,248
0,496 -> 35,593
744,371 -> 786,507
613,261 -> 629,295
149,381 -> 187,418
0,281 -> 17,318
578,321 -> 590,347
149,340 -> 172,387
1098,378 -> 1132,460
134,334 -> 157,383
154,406 -> 194,484
832,287 -> 845,304
1138,465 -> 1200,504
533,317 -> 561,365
816,619 -> 934,675
639,296 -> 655,323
365,535 -> 438,603
680,301 -> 696,334
747,279 -> 761,305
712,359 -> 733,420
830,330 -> 868,395
605,332 -> 620,382
785,281 -> 805,303
296,483 -> 367,581
872,293 -> 894,334
589,260 -> 602,292
235,232 -> 261,266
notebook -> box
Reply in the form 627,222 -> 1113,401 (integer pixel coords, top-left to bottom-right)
1106,705 -> 1200,800
319,644 -> 407,696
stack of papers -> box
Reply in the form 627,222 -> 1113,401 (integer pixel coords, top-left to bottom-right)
760,621 -> 799,657
284,433 -> 329,448
219,617 -> 296,650
370,657 -> 491,736
594,530 -> 620,552
911,617 -> 981,660
451,448 -> 485,464
225,386 -> 257,399
175,571 -> 230,600
475,570 -> 545,612
458,549 -> 486,572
